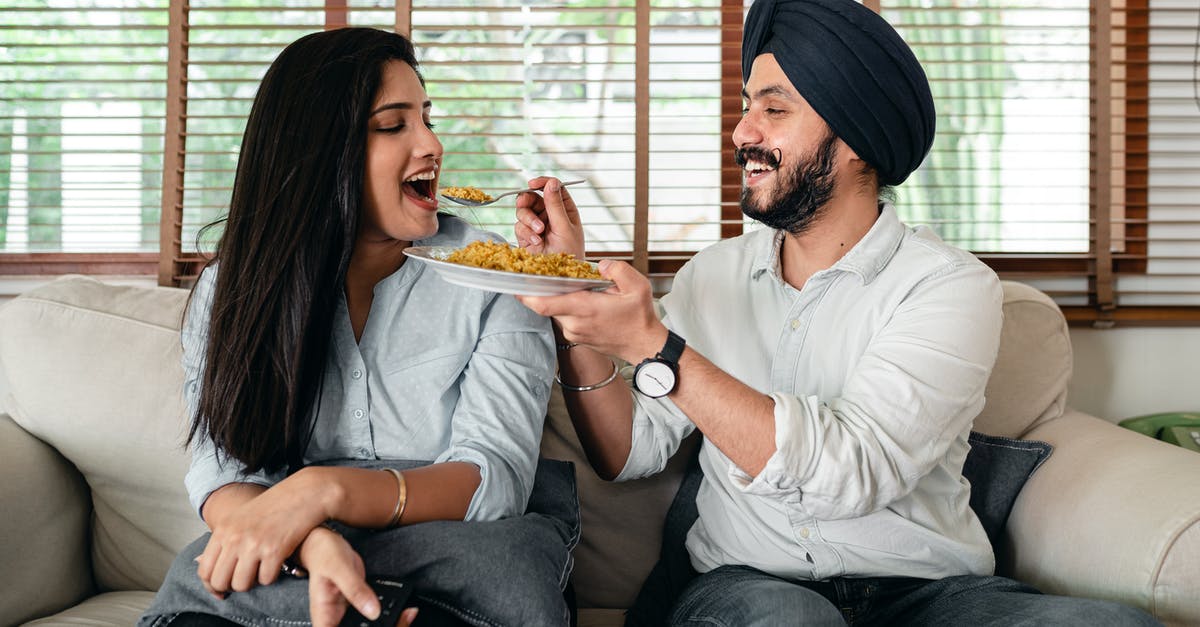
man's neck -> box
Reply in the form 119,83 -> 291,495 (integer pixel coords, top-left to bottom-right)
778,195 -> 880,291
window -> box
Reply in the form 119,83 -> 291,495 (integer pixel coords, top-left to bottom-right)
0,0 -> 167,275
408,1 -> 726,275
864,0 -> 1200,323
1,0 -> 1197,324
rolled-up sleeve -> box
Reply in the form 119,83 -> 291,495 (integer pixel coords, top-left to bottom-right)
180,267 -> 280,517
616,389 -> 696,481
728,263 -> 1003,519
613,296 -> 696,482
436,293 -> 555,521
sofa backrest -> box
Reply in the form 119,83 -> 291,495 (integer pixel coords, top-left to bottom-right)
974,280 -> 1073,438
0,275 -> 205,592
0,275 -> 1075,607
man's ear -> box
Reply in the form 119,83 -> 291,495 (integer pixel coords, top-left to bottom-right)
839,142 -> 880,197
836,138 -> 862,165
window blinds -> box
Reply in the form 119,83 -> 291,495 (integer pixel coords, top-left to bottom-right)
1119,0 -> 1200,311
410,1 -> 725,275
0,1 -> 167,256
2,0 -> 1197,323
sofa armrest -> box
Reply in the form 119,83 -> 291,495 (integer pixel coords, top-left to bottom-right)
0,413 -> 95,624
1007,409 -> 1200,627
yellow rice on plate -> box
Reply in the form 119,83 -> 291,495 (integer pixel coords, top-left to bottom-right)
440,186 -> 494,202
446,240 -> 602,280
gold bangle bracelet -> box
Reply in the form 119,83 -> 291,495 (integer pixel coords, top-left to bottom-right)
555,359 -> 619,392
383,468 -> 407,528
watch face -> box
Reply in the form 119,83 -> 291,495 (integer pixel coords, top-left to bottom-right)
634,360 -> 676,398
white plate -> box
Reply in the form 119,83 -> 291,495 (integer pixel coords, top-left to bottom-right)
404,246 -> 613,296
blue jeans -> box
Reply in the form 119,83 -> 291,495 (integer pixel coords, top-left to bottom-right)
628,448 -> 1159,627
140,458 -> 579,627
668,565 -> 1161,627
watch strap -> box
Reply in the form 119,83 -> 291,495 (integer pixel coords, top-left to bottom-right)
657,330 -> 686,367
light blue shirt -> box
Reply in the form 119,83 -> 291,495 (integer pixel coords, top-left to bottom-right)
619,205 -> 1005,581
182,215 -> 555,522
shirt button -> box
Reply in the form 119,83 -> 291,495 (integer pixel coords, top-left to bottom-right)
351,369 -> 363,379
353,409 -> 364,419
357,447 -> 370,457
799,527 -> 810,539
791,319 -> 801,330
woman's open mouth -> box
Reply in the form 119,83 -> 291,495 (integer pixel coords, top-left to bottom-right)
403,170 -> 437,205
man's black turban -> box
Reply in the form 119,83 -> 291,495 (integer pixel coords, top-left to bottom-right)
741,0 -> 935,185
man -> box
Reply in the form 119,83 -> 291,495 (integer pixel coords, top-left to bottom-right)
514,0 -> 1159,624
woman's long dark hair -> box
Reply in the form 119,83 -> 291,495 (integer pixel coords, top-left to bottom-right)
187,28 -> 422,474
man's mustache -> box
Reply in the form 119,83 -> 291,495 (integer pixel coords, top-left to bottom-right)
734,146 -> 783,170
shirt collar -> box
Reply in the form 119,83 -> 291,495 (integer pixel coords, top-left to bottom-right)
750,202 -> 906,285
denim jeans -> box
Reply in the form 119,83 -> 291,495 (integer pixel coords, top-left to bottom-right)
628,447 -> 1160,627
140,458 -> 579,627
668,565 -> 1162,627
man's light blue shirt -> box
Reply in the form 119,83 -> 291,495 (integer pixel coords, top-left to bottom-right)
619,205 -> 1005,581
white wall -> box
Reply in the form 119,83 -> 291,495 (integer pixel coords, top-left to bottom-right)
1068,327 -> 1200,422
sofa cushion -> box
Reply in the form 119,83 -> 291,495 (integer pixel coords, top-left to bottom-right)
24,591 -> 157,627
974,281 -> 1073,438
0,275 -> 206,592
0,415 -> 94,623
962,431 -> 1052,553
540,384 -> 698,610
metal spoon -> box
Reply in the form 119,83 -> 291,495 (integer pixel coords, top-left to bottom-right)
440,179 -> 586,207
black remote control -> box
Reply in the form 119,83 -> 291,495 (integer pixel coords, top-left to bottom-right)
339,578 -> 414,627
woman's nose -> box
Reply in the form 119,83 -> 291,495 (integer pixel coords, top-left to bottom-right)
418,124 -> 443,161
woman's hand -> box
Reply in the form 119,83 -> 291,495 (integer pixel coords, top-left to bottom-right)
514,176 -> 585,259
300,526 -> 419,627
196,469 -> 332,597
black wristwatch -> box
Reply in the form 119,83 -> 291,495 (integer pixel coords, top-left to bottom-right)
633,330 -> 686,398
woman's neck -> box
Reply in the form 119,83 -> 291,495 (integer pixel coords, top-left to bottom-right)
345,237 -> 410,342
347,237 -> 410,289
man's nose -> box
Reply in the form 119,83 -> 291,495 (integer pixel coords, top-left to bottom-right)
732,113 -> 762,149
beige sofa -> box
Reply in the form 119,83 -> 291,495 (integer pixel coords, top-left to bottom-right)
1,275 -> 1198,627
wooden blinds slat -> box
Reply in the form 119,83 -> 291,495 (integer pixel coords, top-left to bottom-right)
159,0 -> 188,286
1092,0 -> 1116,317
634,0 -> 650,274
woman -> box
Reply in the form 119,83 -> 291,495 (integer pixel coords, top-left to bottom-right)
140,28 -> 577,627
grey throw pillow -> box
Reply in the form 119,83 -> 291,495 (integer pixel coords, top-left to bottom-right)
962,431 -> 1053,551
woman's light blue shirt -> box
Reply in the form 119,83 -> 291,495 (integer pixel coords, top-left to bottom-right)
182,215 -> 555,521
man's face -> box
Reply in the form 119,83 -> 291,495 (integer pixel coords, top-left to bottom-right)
733,53 -> 848,234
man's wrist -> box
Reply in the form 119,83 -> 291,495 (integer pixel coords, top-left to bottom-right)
626,325 -> 669,366
631,328 -> 685,398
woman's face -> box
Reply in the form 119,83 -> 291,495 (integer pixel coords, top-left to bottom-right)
360,60 -> 444,245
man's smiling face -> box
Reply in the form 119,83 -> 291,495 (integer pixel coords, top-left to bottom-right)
733,53 -> 851,234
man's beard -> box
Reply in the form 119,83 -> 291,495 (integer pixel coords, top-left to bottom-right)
737,130 -> 839,235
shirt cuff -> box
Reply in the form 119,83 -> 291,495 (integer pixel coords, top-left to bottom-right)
438,447 -> 520,522
185,445 -> 281,517
727,392 -> 815,501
